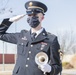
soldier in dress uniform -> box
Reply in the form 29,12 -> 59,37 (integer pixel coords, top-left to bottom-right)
0,1 -> 62,75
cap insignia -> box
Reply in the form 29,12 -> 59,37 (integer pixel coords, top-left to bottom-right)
29,2 -> 33,6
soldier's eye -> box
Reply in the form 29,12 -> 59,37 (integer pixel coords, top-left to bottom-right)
28,14 -> 33,16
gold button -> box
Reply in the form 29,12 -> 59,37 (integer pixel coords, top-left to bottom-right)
21,43 -> 23,45
25,65 -> 28,67
31,45 -> 33,47
32,12 -> 33,14
27,58 -> 30,60
43,33 -> 45,35
29,51 -> 31,54
40,48 -> 43,50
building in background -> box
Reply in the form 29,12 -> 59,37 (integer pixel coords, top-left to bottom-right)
0,41 -> 17,64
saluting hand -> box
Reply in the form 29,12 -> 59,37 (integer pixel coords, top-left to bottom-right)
9,14 -> 25,22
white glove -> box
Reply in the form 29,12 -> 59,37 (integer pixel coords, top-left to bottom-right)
40,64 -> 51,73
9,14 -> 25,22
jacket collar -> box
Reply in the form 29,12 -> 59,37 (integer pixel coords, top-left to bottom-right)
23,30 -> 31,43
25,28 -> 48,43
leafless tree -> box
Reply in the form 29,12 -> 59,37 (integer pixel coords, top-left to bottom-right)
0,0 -> 13,14
57,30 -> 76,54
69,44 -> 76,54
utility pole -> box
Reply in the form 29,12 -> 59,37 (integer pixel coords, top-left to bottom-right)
2,41 -> 5,71
14,22 -> 17,64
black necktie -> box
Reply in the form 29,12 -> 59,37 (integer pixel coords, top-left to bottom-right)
31,33 -> 37,40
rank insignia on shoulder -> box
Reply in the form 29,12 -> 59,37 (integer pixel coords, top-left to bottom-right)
22,36 -> 27,40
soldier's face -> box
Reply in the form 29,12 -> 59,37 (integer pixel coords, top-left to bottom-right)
37,13 -> 44,22
27,13 -> 44,28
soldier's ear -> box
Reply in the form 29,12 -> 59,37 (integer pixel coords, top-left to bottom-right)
42,16 -> 44,20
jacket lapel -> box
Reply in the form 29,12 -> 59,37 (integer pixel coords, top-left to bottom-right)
24,29 -> 49,44
25,30 -> 32,43
31,29 -> 48,43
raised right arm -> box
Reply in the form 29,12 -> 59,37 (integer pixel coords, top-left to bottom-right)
0,18 -> 20,44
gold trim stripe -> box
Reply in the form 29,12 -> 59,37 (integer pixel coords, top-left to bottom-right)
53,67 -> 55,75
2,23 -> 8,27
28,6 -> 44,13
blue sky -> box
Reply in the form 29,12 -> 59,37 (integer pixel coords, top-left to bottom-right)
0,0 -> 76,53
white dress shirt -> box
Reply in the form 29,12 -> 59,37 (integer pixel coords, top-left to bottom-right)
31,27 -> 43,38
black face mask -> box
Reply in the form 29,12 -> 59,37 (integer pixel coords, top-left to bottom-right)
27,16 -> 40,28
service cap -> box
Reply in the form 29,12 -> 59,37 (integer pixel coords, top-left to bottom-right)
25,1 -> 47,15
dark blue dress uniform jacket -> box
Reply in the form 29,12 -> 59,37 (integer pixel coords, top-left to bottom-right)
0,19 -> 62,75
